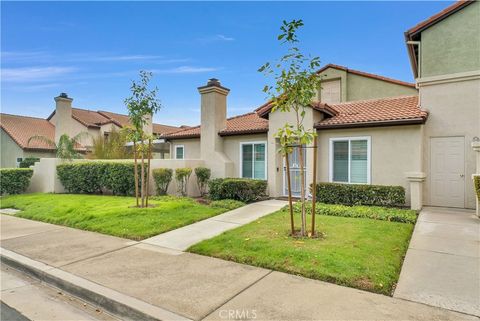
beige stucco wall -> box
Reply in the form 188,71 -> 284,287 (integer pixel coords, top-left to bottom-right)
1,129 -> 55,168
316,125 -> 424,205
169,138 -> 201,159
27,158 -> 205,197
222,133 -> 268,178
49,113 -> 98,148
419,77 -> 480,209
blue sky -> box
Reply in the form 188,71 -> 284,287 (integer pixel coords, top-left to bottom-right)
2,1 -> 451,126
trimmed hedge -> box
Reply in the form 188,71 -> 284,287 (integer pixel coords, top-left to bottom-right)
0,168 -> 33,195
195,167 -> 211,197
57,162 -> 145,195
293,201 -> 417,224
208,178 -> 267,203
312,182 -> 405,207
474,175 -> 480,199
19,157 -> 40,168
153,168 -> 173,195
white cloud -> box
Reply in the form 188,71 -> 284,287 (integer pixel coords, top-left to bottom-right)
153,66 -> 220,74
197,34 -> 235,44
1,66 -> 77,82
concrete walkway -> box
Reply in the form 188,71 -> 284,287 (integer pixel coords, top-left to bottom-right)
142,199 -> 287,250
394,207 -> 480,317
1,214 -> 477,321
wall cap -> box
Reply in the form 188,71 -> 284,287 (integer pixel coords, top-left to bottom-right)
406,171 -> 426,182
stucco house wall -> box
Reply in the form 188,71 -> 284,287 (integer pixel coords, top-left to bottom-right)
169,138 -> 201,159
316,125 -> 424,206
420,1 -> 480,78
223,133 -> 268,179
1,129 -> 55,168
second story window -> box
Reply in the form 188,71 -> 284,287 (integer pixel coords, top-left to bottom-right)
175,145 -> 184,159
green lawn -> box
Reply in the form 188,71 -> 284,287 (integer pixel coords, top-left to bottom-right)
1,194 -> 241,240
188,208 -> 414,295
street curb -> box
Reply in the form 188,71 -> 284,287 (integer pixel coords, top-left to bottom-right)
1,248 -> 192,321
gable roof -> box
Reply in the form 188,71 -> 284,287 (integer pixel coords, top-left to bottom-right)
1,113 -> 56,151
317,64 -> 416,88
314,95 -> 428,129
48,108 -> 181,135
405,1 -> 475,77
161,112 -> 269,139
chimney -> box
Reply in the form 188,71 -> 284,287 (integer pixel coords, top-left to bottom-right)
198,78 -> 230,159
54,93 -> 73,143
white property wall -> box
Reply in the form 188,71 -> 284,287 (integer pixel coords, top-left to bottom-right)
27,158 -> 205,197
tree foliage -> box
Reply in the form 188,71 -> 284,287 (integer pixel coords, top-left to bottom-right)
28,133 -> 88,161
89,127 -> 132,159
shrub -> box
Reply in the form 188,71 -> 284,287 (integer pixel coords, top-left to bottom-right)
195,167 -> 211,197
175,168 -> 192,196
312,182 -> 405,207
474,175 -> 480,199
208,178 -> 268,203
19,157 -> 40,168
57,162 -> 145,195
0,168 -> 33,195
292,201 -> 417,224
210,199 -> 245,210
153,168 -> 173,195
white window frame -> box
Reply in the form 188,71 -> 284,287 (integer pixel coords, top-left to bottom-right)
329,136 -> 371,184
239,141 -> 268,180
174,145 -> 185,160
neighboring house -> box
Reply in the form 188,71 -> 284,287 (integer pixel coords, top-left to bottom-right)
0,93 -> 181,167
162,2 -> 479,210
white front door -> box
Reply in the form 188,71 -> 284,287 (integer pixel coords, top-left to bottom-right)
283,147 -> 306,197
430,137 -> 465,208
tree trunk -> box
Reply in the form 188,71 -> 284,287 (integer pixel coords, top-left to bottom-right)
145,139 -> 152,207
133,141 -> 139,207
285,153 -> 295,235
140,140 -> 145,208
311,136 -> 317,237
298,144 -> 306,236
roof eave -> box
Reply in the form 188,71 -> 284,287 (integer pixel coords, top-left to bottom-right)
219,128 -> 269,137
315,117 -> 427,130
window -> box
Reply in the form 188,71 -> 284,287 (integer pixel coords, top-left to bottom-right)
240,142 -> 266,179
329,137 -> 370,184
175,145 -> 184,159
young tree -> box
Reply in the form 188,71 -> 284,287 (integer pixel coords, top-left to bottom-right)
259,19 -> 321,237
28,133 -> 89,161
124,71 -> 162,208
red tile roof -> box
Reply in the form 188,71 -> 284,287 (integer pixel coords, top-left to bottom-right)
161,112 -> 269,139
1,113 -> 56,151
315,96 -> 428,129
98,110 -> 181,134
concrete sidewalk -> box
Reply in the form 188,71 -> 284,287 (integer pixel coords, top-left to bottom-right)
1,214 -> 477,321
394,207 -> 480,317
142,199 -> 287,250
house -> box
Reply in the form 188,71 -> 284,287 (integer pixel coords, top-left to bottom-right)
161,1 -> 479,210
0,93 -> 181,167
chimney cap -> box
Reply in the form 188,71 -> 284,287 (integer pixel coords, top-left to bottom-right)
55,92 -> 73,102
59,92 -> 69,98
198,78 -> 230,93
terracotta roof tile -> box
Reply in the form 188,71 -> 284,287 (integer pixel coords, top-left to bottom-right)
72,108 -> 112,127
315,96 -> 428,129
161,112 -> 269,139
0,113 -> 56,151
98,110 -> 181,134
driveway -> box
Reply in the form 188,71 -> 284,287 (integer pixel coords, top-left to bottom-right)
394,207 -> 480,317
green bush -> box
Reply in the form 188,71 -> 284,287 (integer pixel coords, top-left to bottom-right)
57,162 -> 145,195
195,167 -> 211,197
312,182 -> 405,207
175,168 -> 192,196
153,168 -> 173,195
474,175 -> 480,199
292,201 -> 417,224
208,178 -> 267,203
19,157 -> 40,168
209,199 -> 245,210
0,168 -> 33,195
